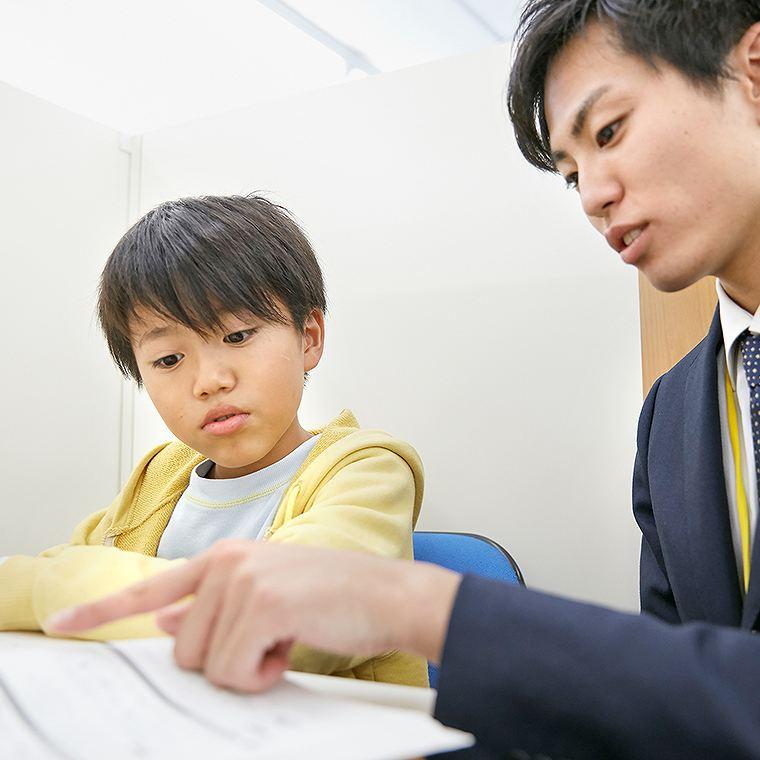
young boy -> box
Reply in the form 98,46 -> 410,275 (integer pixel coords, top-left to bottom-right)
0,194 -> 427,687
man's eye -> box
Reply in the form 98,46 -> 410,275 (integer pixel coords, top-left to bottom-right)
564,172 -> 579,191
596,120 -> 621,148
224,328 -> 256,345
153,354 -> 182,369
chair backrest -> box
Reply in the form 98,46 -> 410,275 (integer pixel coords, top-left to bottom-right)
412,531 -> 524,688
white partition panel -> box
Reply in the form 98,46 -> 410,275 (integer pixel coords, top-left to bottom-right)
136,45 -> 643,610
0,82 -> 127,554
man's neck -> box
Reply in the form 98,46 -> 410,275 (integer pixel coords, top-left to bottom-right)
720,280 -> 760,316
719,250 -> 760,315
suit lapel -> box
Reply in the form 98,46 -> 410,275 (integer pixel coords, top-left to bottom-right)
683,308 -> 743,626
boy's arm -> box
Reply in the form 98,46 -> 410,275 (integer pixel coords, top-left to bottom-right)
0,505 -> 114,631
269,446 -> 419,675
0,443 -> 184,639
0,505 -> 182,638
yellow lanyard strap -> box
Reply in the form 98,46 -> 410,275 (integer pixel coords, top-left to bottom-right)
724,362 -> 752,593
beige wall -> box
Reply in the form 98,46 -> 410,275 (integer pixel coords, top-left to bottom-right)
0,82 -> 127,554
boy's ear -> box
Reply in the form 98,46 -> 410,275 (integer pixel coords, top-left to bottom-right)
302,309 -> 325,372
737,21 -> 760,113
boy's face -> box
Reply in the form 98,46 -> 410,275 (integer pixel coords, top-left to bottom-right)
131,304 -> 324,478
543,22 -> 760,295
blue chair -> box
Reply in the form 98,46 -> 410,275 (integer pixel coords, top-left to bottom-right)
412,531 -> 524,688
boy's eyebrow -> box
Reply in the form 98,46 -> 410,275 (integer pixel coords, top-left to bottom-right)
137,325 -> 173,348
550,85 -> 611,165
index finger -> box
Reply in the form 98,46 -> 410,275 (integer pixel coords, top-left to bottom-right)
45,556 -> 207,633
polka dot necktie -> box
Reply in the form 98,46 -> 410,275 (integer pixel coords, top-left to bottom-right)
739,330 -> 760,486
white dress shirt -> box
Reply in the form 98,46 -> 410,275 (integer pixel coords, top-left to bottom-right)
716,281 -> 760,586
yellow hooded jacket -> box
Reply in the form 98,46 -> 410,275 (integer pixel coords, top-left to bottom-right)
0,410 -> 427,686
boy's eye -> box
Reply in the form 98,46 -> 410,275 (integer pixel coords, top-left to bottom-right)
223,328 -> 257,345
153,353 -> 183,369
564,171 -> 579,191
596,119 -> 622,148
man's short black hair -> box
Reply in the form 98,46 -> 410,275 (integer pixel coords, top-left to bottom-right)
98,194 -> 327,384
507,0 -> 760,173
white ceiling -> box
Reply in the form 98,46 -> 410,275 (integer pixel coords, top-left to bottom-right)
0,0 -> 520,134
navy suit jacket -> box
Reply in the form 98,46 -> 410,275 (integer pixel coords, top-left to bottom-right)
636,307 -> 756,628
433,308 -> 760,759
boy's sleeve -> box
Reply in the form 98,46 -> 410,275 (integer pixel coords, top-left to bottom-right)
270,446 -> 417,556
269,446 -> 418,675
0,504 -> 115,631
0,504 -> 182,639
0,442 -> 185,639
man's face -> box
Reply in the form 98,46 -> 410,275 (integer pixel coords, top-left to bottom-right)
544,23 -> 760,293
131,305 -> 324,478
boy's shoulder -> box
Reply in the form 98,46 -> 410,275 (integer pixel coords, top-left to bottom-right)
266,410 -> 425,537
300,408 -> 424,504
307,409 -> 421,471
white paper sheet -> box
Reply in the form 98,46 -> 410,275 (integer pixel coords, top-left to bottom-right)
0,633 -> 472,760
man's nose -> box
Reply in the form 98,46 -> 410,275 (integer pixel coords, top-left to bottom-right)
579,164 -> 623,221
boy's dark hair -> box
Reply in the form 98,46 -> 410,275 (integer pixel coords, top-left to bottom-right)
98,194 -> 326,384
507,0 -> 760,173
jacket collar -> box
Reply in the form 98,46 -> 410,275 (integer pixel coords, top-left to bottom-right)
682,306 -> 744,626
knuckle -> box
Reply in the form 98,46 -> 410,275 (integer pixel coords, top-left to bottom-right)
204,663 -> 230,689
127,581 -> 153,604
173,641 -> 201,671
210,538 -> 247,564
251,581 -> 281,610
232,564 -> 256,590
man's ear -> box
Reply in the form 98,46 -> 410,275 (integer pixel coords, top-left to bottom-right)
736,21 -> 760,112
302,309 -> 325,372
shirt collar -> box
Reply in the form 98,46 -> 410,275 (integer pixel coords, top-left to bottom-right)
188,435 -> 319,504
716,280 -> 760,386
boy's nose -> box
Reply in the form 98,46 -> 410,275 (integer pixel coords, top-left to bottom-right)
192,364 -> 236,399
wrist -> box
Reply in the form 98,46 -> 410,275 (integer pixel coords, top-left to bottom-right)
393,561 -> 462,664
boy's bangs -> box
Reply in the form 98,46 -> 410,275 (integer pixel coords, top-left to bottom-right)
122,257 -> 288,340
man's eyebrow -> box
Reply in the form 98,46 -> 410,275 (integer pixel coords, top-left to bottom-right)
550,85 -> 611,166
137,325 -> 172,348
572,85 -> 610,137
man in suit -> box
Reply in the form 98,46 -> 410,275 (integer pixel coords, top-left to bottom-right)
506,0 -> 760,640
50,1 -> 760,758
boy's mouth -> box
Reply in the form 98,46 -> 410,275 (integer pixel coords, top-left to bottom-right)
201,405 -> 250,435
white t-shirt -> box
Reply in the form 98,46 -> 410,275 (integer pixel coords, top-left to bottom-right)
156,436 -> 319,560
